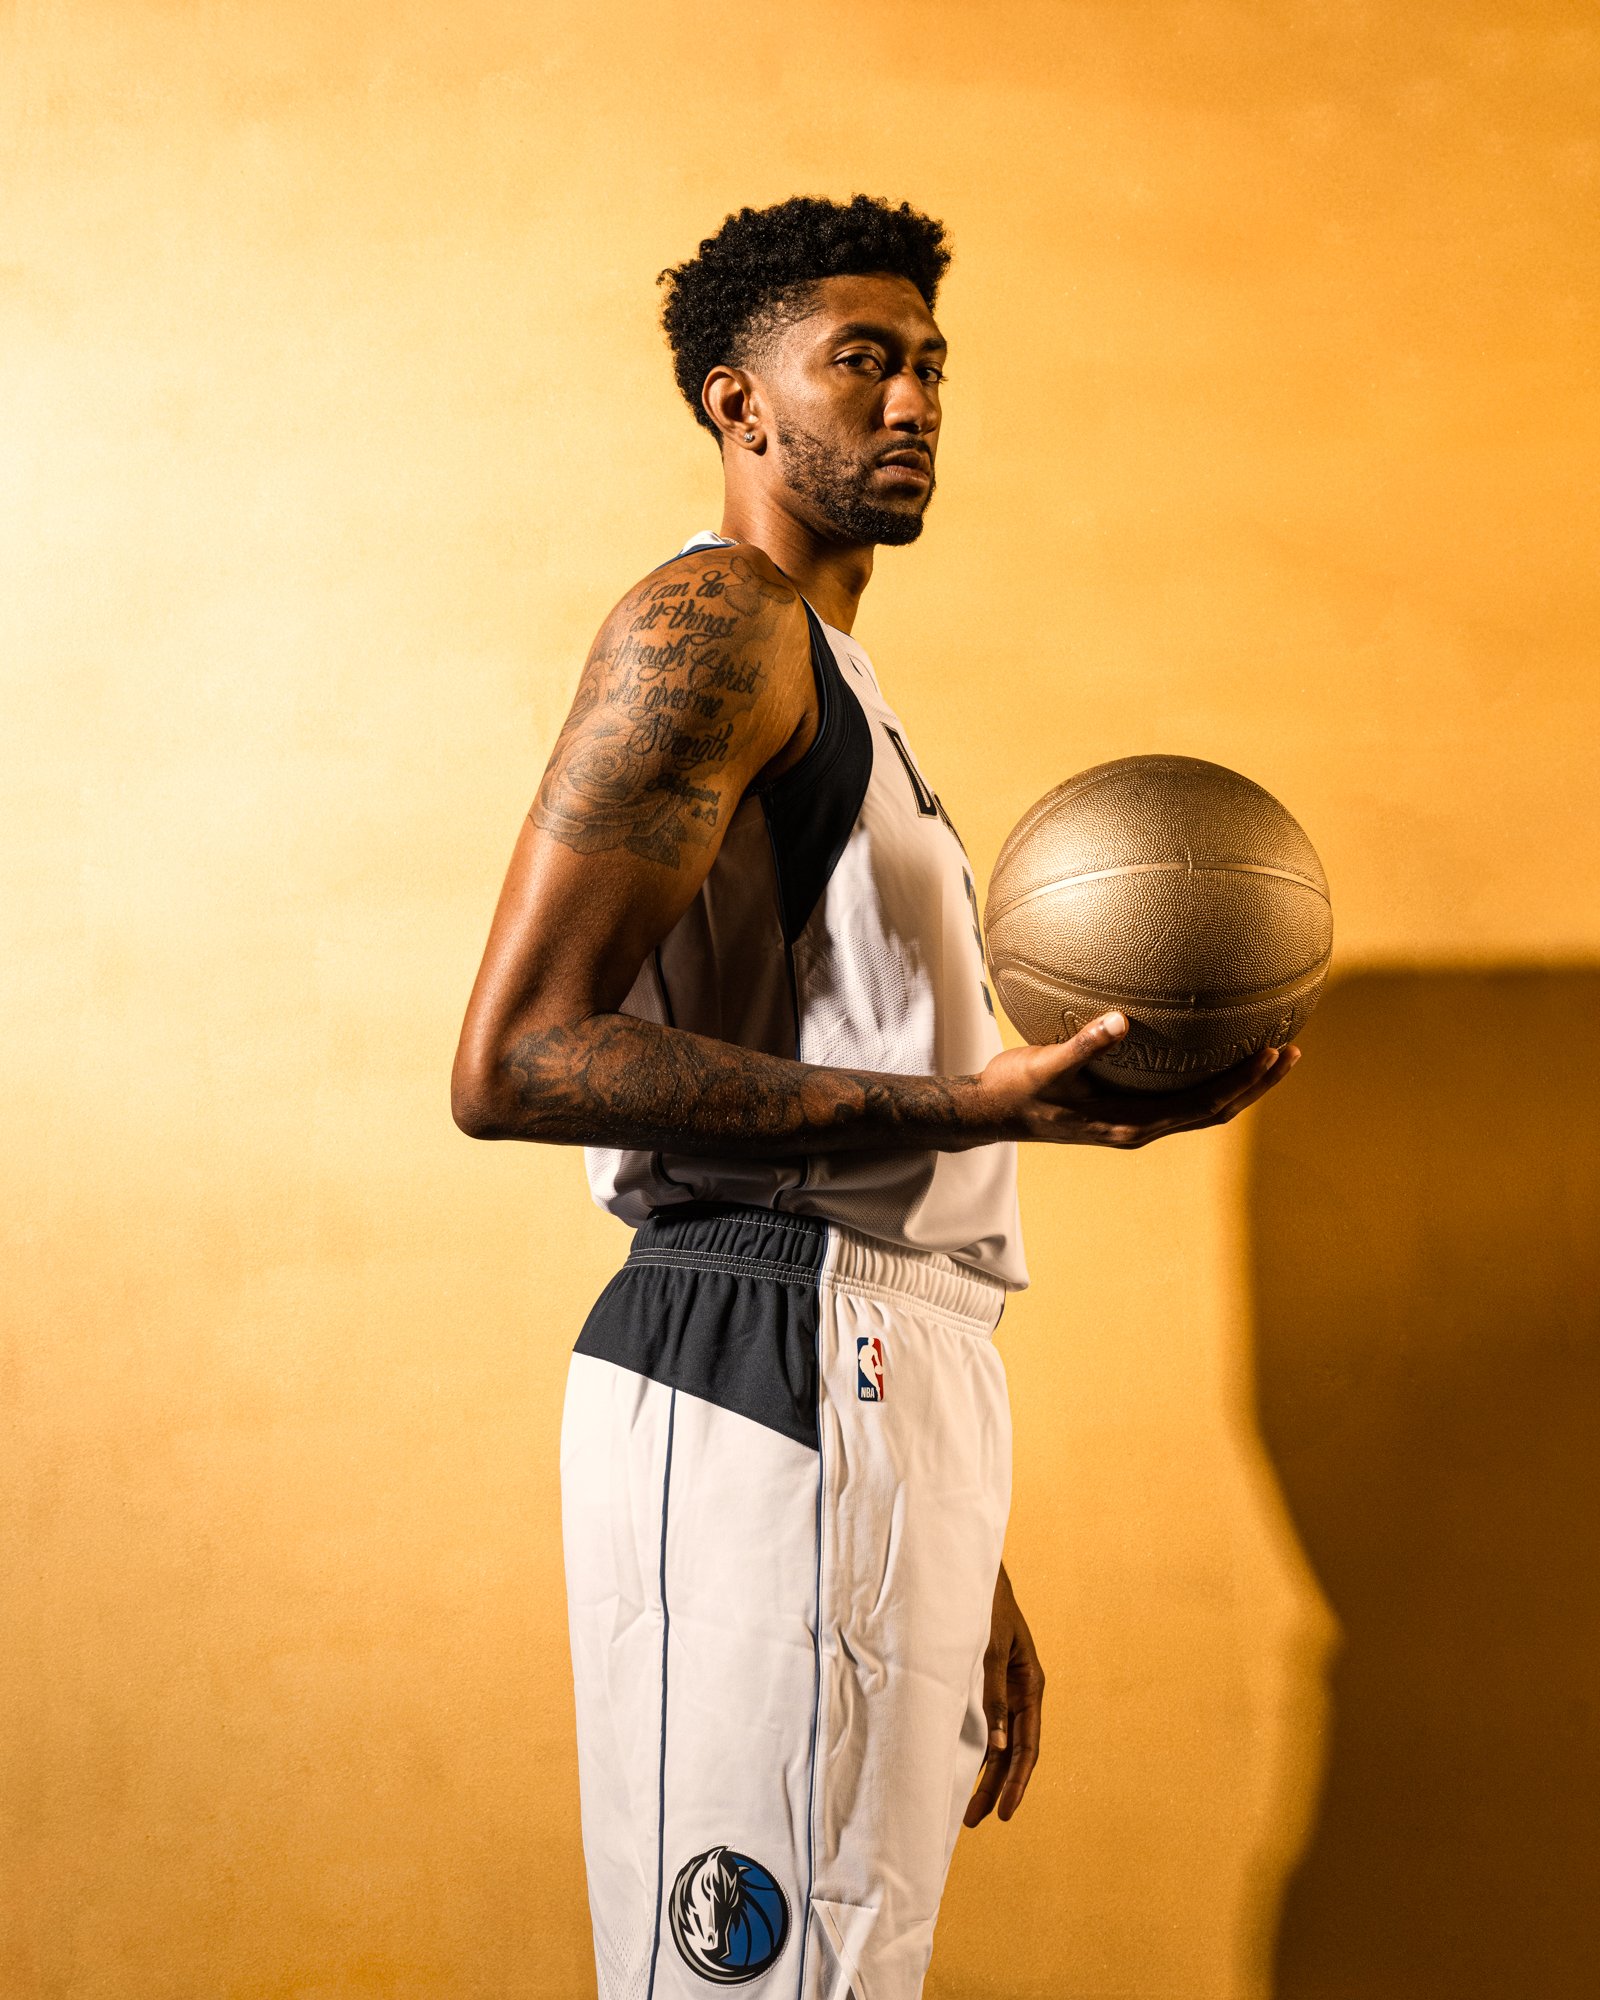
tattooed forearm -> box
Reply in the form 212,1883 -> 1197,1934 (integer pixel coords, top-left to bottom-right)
530,552 -> 799,868
487,1013 -> 992,1155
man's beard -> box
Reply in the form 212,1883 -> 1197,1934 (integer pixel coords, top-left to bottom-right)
774,415 -> 934,547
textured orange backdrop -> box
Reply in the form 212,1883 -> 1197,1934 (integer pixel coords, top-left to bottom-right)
4,3 -> 1597,1997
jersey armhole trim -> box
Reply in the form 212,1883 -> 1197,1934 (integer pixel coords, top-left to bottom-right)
755,601 -> 873,947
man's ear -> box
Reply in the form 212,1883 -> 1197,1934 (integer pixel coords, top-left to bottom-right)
703,366 -> 765,452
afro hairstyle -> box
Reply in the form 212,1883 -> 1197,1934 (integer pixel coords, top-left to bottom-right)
658,193 -> 951,437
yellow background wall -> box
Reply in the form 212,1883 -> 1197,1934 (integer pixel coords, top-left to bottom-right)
4,4 -> 1596,1996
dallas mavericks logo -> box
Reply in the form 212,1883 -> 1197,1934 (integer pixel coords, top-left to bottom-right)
857,1334 -> 886,1402
668,1846 -> 790,1984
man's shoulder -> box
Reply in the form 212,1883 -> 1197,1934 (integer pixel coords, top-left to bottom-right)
594,540 -> 815,724
571,540 -> 817,791
612,539 -> 804,632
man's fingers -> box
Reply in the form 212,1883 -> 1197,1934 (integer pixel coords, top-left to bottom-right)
1218,1045 -> 1300,1121
1119,1049 -> 1281,1137
1052,1010 -> 1129,1073
1179,1043 -> 1298,1127
981,1643 -> 1009,1754
964,1746 -> 1007,1827
964,1636 -> 1013,1826
1027,1011 -> 1130,1105
1180,1044 -> 1283,1118
967,1682 -> 1044,1827
1094,1042 -> 1296,1133
1123,1048 -> 1297,1142
1017,1022 -> 1304,1143
997,1693 -> 1042,1821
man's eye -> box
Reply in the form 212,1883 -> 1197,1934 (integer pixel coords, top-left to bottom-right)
919,367 -> 946,385
840,353 -> 881,372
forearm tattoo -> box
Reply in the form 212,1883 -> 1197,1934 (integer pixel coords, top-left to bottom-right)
531,554 -> 797,868
498,1014 -> 977,1156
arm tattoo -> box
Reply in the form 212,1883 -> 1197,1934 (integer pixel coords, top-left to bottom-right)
530,553 -> 798,868
504,554 -> 978,1153
496,1014 -> 982,1156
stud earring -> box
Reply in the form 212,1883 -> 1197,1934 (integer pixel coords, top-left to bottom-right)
744,430 -> 756,442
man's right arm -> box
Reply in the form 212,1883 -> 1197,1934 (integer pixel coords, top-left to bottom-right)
451,544 -> 1294,1155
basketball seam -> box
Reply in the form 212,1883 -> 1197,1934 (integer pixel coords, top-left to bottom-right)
991,953 -> 1329,1011
987,858 -> 1330,927
994,764 -> 1134,870
993,758 -> 1249,872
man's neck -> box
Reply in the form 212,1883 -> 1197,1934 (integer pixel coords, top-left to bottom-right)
717,496 -> 874,634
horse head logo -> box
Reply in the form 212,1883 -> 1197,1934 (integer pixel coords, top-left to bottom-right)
668,1845 -> 790,1984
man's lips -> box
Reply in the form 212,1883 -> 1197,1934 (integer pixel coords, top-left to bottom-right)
875,451 -> 933,480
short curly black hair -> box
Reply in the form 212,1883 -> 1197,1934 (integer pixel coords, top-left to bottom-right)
658,194 -> 951,437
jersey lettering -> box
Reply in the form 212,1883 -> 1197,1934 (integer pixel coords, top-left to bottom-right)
883,726 -> 938,817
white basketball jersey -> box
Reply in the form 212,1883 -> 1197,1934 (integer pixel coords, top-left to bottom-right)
585,533 -> 1027,1289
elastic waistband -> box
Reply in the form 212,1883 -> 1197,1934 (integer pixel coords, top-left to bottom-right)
628,1203 -> 1005,1335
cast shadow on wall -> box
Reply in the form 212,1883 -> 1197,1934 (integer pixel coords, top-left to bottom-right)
1247,967 -> 1600,2000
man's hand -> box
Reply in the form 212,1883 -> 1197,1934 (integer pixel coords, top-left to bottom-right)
965,1564 -> 1045,1827
977,1010 -> 1299,1150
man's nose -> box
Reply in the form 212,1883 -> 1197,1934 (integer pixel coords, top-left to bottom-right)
883,368 -> 939,437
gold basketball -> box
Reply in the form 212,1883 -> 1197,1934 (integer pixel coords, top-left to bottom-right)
984,754 -> 1333,1092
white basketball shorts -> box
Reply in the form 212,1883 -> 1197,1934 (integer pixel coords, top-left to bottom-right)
560,1202 -> 1013,2000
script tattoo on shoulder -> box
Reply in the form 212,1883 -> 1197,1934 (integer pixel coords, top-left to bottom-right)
530,553 -> 798,867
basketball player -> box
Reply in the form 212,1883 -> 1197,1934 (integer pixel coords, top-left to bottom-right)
452,196 -> 1297,1999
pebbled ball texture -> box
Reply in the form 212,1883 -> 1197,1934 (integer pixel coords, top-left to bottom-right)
984,754 -> 1333,1092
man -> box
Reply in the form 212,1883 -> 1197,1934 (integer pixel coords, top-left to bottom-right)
452,195 -> 1295,1999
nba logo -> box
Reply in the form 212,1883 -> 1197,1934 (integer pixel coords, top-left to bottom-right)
857,1336 -> 886,1402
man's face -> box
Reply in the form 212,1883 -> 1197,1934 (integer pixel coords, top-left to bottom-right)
756,273 -> 946,547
